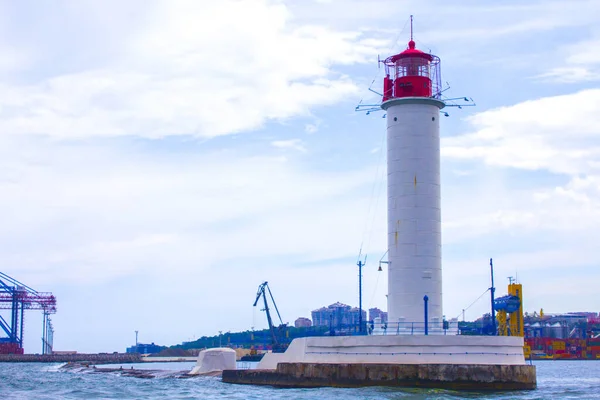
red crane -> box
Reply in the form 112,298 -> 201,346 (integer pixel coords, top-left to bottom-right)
0,272 -> 57,354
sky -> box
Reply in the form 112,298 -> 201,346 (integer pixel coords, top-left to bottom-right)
1,0 -> 599,353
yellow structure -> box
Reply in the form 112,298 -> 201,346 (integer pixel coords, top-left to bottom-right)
495,283 -> 524,337
497,310 -> 509,336
495,282 -> 527,358
508,283 -> 524,337
523,344 -> 531,359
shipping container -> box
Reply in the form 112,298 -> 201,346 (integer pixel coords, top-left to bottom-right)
552,340 -> 566,350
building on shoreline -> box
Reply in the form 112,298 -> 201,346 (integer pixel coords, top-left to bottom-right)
126,342 -> 164,354
311,302 -> 367,332
294,317 -> 312,328
368,307 -> 388,324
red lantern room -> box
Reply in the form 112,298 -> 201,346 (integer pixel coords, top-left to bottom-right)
382,18 -> 441,102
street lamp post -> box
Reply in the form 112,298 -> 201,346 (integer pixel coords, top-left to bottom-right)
357,260 -> 365,334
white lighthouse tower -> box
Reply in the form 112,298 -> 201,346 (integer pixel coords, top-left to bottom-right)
381,24 -> 445,332
253,20 -> 535,388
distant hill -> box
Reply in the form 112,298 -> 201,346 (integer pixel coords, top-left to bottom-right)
171,325 -> 331,350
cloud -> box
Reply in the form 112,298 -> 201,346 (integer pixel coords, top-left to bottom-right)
305,123 -> 319,134
536,66 -> 600,83
438,89 -> 600,317
442,89 -> 600,175
440,89 -> 600,246
535,35 -> 600,83
0,136 -> 379,286
0,0 -> 384,140
0,134 -> 386,352
271,138 -> 307,152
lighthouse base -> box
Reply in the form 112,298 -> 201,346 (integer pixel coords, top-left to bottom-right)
222,362 -> 536,390
223,336 -> 536,390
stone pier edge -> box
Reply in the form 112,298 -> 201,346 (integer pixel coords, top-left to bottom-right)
222,362 -> 537,391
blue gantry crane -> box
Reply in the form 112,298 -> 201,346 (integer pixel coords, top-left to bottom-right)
0,272 -> 57,354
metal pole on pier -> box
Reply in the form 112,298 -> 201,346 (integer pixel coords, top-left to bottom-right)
490,258 -> 496,335
424,295 -> 429,335
357,260 -> 364,334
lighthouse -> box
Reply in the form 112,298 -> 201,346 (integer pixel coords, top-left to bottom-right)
242,18 -> 536,390
381,24 -> 445,331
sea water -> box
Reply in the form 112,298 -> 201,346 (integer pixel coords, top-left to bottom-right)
1,361 -> 600,399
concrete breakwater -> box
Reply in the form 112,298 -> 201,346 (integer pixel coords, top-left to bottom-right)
223,362 -> 537,390
0,353 -> 142,364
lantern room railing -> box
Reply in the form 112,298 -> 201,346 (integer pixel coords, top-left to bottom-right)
382,54 -> 441,101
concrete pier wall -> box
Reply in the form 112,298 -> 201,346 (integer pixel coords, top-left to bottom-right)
223,362 -> 537,390
258,335 -> 526,370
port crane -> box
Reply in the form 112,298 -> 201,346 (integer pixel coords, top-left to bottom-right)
253,281 -> 287,352
0,272 -> 57,354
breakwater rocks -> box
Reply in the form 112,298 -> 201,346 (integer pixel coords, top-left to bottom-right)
59,362 -> 199,379
222,362 -> 537,390
0,353 -> 142,364
59,362 -> 223,379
